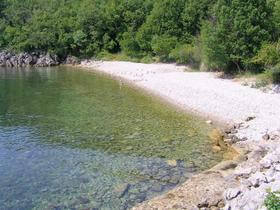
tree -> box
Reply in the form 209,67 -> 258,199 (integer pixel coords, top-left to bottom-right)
181,0 -> 214,41
136,0 -> 185,53
202,0 -> 274,72
151,35 -> 178,61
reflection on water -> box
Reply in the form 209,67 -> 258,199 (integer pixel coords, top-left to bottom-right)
0,67 -> 223,209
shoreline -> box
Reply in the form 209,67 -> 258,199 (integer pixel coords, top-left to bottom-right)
76,63 -> 228,128
78,60 -> 280,209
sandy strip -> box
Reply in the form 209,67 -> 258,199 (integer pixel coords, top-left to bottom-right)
79,60 -> 280,209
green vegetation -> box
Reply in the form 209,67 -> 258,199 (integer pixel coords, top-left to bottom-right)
265,190 -> 280,210
169,44 -> 201,69
1,0 -> 280,78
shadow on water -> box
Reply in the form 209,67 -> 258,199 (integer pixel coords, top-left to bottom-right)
0,66 -> 223,210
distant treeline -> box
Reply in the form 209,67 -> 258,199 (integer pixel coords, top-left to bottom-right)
1,0 -> 280,73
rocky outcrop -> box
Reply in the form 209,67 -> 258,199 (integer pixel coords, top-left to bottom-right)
35,53 -> 59,67
224,136 -> 280,210
0,51 -> 60,67
0,51 -> 80,67
64,55 -> 80,65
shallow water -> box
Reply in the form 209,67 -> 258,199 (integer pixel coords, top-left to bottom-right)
0,66 -> 223,210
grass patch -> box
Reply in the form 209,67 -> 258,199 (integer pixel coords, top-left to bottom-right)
97,51 -> 141,63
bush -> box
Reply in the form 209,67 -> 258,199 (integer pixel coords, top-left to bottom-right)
200,22 -> 230,71
97,51 -> 138,62
265,190 -> 280,210
140,54 -> 154,63
256,65 -> 280,85
120,31 -> 141,57
252,42 -> 280,67
169,44 -> 201,69
270,65 -> 280,84
151,35 -> 178,61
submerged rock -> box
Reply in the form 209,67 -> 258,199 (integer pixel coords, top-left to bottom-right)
166,160 -> 177,167
77,196 -> 90,204
114,183 -> 130,198
132,171 -> 238,209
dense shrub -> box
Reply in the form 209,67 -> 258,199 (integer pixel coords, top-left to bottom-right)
140,55 -> 154,64
253,42 -> 280,67
256,65 -> 280,85
270,65 -> 280,84
169,44 -> 201,69
151,35 -> 178,61
120,31 -> 141,57
201,22 -> 230,71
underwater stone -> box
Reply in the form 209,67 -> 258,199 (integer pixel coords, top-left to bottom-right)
77,196 -> 90,204
166,160 -> 177,167
150,184 -> 163,192
114,183 -> 130,198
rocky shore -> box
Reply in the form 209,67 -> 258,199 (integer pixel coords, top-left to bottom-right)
80,60 -> 280,210
0,51 -> 80,67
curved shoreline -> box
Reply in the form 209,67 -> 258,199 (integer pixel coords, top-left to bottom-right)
78,60 -> 280,209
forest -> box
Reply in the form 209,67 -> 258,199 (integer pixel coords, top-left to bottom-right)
1,0 -> 280,76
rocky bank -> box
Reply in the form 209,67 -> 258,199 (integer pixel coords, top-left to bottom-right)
0,51 -> 80,67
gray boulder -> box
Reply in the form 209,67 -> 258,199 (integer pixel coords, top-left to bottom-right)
35,53 -> 59,67
64,55 -> 80,65
0,51 -> 41,67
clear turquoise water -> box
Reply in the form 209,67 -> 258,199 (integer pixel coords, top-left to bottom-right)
0,66 -> 223,210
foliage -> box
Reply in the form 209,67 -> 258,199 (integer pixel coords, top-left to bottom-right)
181,0 -> 215,41
252,42 -> 280,67
169,44 -> 201,69
273,0 -> 280,36
265,190 -> 280,210
0,0 -> 280,75
201,0 -> 274,72
151,35 -> 178,61
268,65 -> 280,84
140,55 -> 155,64
120,30 -> 141,57
201,22 -> 230,71
97,51 -> 140,63
271,68 -> 280,84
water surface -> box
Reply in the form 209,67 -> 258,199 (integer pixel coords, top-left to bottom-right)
0,66 -> 223,209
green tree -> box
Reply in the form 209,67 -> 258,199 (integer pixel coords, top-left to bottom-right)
136,0 -> 185,52
151,35 -> 178,61
181,0 -> 214,41
202,0 -> 274,72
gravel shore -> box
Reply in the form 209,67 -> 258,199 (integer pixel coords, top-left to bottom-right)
80,60 -> 280,210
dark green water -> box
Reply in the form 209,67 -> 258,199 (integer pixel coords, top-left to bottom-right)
0,66 -> 223,210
